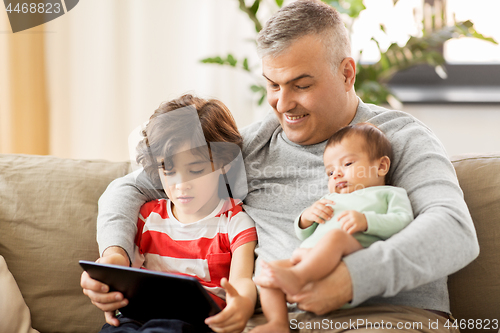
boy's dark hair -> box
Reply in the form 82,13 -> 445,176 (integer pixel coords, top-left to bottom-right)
325,123 -> 393,182
136,94 -> 243,193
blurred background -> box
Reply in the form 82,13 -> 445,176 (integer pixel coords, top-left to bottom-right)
1,0 -> 499,162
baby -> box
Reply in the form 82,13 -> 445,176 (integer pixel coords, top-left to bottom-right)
253,123 -> 414,333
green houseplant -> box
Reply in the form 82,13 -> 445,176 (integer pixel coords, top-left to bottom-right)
201,0 -> 497,106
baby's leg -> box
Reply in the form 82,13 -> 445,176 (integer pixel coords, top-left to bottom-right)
249,287 -> 290,333
266,229 -> 362,295
290,247 -> 311,265
254,259 -> 292,289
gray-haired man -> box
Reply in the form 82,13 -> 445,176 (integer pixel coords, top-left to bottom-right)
82,1 -> 477,332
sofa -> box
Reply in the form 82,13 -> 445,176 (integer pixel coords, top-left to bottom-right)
0,152 -> 498,333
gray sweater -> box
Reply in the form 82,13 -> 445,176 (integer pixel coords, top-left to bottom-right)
97,100 -> 478,312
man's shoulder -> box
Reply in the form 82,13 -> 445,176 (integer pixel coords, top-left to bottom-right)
240,111 -> 280,155
357,102 -> 421,130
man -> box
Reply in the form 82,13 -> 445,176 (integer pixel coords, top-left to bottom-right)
82,1 -> 478,331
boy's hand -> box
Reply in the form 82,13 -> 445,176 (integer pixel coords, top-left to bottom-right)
80,248 -> 130,327
299,199 -> 334,229
337,210 -> 367,234
205,278 -> 254,333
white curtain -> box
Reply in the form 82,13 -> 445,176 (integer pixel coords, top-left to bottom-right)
43,0 -> 269,162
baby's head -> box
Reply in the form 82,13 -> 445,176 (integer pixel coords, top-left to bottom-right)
324,123 -> 393,194
136,94 -> 242,199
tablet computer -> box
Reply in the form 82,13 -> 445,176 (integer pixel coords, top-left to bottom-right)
79,260 -> 221,326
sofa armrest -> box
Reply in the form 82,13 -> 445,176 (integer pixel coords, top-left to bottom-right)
448,153 -> 500,331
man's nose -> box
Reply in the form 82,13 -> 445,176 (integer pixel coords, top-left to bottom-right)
275,89 -> 296,114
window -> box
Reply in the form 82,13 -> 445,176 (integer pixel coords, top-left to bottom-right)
351,0 -> 500,103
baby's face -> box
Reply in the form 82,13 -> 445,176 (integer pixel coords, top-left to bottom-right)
323,135 -> 386,194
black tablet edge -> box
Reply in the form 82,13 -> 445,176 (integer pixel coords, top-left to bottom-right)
79,260 -> 222,315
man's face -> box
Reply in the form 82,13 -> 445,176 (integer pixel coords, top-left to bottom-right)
262,34 -> 355,146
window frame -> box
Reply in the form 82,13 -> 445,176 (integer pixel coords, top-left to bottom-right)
387,63 -> 500,104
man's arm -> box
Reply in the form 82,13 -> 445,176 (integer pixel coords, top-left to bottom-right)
97,169 -> 165,260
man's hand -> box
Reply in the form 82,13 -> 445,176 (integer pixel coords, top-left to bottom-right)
80,247 -> 130,327
285,261 -> 352,315
299,199 -> 335,229
205,278 -> 254,333
337,210 -> 367,234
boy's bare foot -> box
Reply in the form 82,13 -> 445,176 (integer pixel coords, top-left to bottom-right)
249,321 -> 290,333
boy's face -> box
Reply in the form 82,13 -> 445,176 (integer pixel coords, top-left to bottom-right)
157,144 -> 222,223
323,135 -> 386,194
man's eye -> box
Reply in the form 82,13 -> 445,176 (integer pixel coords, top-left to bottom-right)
190,169 -> 205,175
163,170 -> 175,176
296,85 -> 310,90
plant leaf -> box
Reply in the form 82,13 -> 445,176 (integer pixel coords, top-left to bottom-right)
249,0 -> 260,16
275,0 -> 284,7
251,84 -> 263,92
200,56 -> 224,65
237,0 -> 263,32
322,0 -> 366,18
344,0 -> 366,19
226,54 -> 237,67
258,92 -> 267,105
242,58 -> 250,72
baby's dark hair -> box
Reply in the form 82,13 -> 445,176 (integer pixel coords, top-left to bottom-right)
136,94 -> 242,193
325,123 -> 393,182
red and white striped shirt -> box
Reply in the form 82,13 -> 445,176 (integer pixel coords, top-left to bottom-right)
133,198 -> 257,308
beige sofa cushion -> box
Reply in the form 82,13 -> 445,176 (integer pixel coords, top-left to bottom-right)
0,154 -> 131,333
449,153 -> 500,327
0,255 -> 39,333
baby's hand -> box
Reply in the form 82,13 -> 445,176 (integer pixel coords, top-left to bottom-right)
337,210 -> 367,234
205,278 -> 254,333
300,199 -> 334,229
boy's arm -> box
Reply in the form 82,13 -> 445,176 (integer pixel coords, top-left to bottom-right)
228,241 -> 258,307
362,188 -> 414,239
205,241 -> 257,333
97,169 -> 165,261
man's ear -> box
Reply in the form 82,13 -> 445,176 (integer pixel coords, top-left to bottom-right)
378,156 -> 391,178
340,57 -> 356,90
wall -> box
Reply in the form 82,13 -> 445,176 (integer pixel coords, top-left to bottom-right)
401,104 -> 500,157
